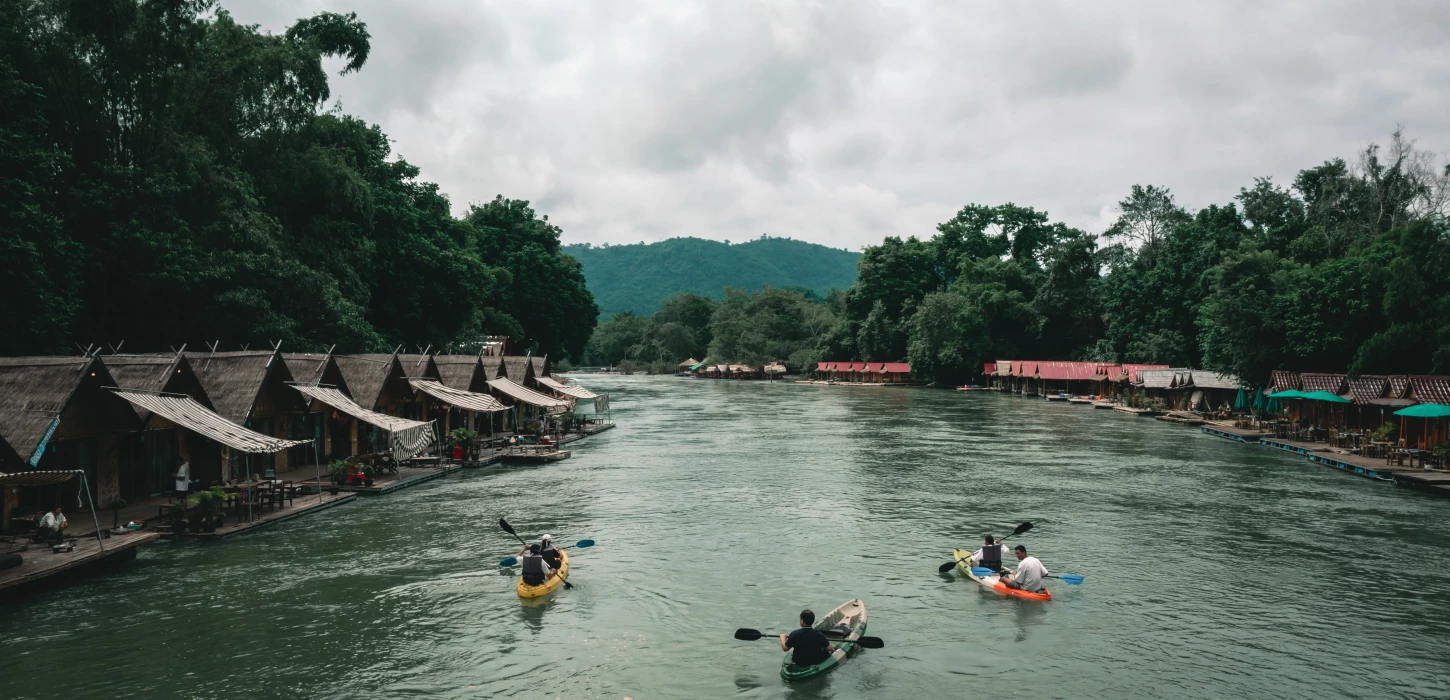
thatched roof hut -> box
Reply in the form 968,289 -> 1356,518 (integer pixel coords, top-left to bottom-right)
102,354 -> 214,425
530,356 -> 549,379
481,356 -> 504,380
184,350 -> 305,424
0,356 -> 138,468
332,354 -> 398,411
433,355 -> 486,392
502,356 -> 534,385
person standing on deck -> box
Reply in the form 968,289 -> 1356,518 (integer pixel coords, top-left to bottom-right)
971,534 -> 1007,572
173,458 -> 191,501
518,544 -> 553,586
780,609 -> 834,666
1001,545 -> 1049,593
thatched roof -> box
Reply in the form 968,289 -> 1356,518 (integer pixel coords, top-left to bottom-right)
184,350 -> 297,424
502,356 -> 532,383
332,354 -> 396,410
530,356 -> 548,378
283,353 -> 330,386
0,356 -> 135,466
1184,370 -> 1241,390
481,356 -> 503,380
102,354 -> 215,423
1137,368 -> 1189,388
433,355 -> 483,390
396,353 -> 440,381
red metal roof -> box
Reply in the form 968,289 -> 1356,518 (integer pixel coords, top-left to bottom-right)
984,362 -> 996,375
817,362 -> 830,371
1270,370 -> 1299,393
882,362 -> 910,374
1035,361 -> 1101,381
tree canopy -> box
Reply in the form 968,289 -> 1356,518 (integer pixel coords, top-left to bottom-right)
0,0 -> 595,359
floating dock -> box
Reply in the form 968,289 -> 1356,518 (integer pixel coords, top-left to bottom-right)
174,491 -> 357,539
1,531 -> 160,597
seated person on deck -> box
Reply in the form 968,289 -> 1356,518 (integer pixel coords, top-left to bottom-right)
34,507 -> 67,544
780,609 -> 833,666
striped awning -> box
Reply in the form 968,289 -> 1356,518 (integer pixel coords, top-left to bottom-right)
289,385 -> 430,433
409,379 -> 508,412
111,389 -> 311,454
0,469 -> 82,486
535,376 -> 599,400
487,377 -> 572,413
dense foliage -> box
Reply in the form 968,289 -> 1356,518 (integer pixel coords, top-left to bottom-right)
564,236 -> 859,318
0,0 -> 595,359
585,288 -> 839,373
824,131 -> 1450,386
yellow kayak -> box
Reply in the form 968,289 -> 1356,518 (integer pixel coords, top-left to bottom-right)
516,549 -> 569,598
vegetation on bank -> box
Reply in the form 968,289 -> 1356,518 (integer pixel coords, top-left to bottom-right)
564,236 -> 860,318
0,0 -> 596,359
590,131 -> 1450,385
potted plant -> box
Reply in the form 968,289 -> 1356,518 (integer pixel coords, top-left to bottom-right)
329,459 -> 350,486
449,428 -> 478,461
191,487 -> 227,532
169,501 -> 187,533
359,461 -> 376,487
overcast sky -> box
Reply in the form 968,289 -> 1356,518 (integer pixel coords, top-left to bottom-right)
231,1 -> 1450,250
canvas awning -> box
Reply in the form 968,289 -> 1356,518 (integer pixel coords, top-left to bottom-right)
409,379 -> 508,412
535,376 -> 600,400
0,469 -> 84,487
487,377 -> 572,413
112,389 -> 310,454
289,385 -> 430,433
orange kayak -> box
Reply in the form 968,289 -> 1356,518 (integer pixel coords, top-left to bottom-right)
954,548 -> 1053,601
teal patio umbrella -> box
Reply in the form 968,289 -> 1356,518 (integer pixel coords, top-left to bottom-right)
1395,403 -> 1450,418
1234,386 -> 1247,410
1251,386 -> 1266,411
1301,391 -> 1351,403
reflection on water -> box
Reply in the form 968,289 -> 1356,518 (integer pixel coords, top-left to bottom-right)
2,375 -> 1449,699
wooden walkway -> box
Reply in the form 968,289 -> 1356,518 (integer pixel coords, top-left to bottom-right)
175,491 -> 356,540
0,531 -> 160,596
1201,423 -> 1448,494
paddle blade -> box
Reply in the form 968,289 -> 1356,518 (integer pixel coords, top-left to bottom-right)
574,539 -> 595,548
1013,521 -> 1034,536
734,628 -> 765,641
498,518 -> 517,536
970,567 -> 996,577
938,561 -> 958,573
499,557 -> 518,567
1058,574 -> 1084,585
853,636 -> 885,649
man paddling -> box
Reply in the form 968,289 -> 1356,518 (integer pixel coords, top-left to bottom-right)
518,544 -> 553,586
1000,545 -> 1049,593
780,609 -> 833,667
539,534 -> 562,569
970,534 -> 1006,572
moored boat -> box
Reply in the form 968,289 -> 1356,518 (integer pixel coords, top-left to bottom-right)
780,598 -> 867,681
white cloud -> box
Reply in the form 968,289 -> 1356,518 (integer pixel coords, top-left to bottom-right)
227,0 -> 1450,250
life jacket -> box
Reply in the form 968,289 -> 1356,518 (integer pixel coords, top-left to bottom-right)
521,553 -> 547,585
541,544 -> 561,569
980,543 -> 1004,569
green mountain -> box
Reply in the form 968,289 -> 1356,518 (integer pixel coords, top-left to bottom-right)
564,236 -> 861,318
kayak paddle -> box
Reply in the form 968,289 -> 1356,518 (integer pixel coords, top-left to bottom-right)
498,517 -> 575,589
733,628 -> 884,649
969,566 -> 1084,585
499,539 -> 595,567
936,521 -> 1034,573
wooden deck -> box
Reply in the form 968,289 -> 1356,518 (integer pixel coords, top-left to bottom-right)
1201,424 -> 1263,442
503,446 -> 571,463
173,491 -> 356,539
0,530 -> 160,596
1113,406 -> 1161,417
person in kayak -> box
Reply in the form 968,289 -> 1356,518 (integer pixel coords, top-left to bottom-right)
1000,545 -> 1049,593
971,534 -> 1006,572
780,609 -> 834,666
539,534 -> 562,569
518,544 -> 553,586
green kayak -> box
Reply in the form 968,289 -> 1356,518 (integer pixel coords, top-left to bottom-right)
780,598 -> 868,681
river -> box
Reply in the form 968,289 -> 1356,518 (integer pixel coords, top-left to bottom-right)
2,376 -> 1448,699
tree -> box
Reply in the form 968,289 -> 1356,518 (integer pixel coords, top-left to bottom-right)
1103,185 -> 1189,266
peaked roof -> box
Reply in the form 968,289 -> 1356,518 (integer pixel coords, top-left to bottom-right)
102,354 -> 214,423
531,356 -> 548,378
0,356 -> 135,466
183,350 -> 293,424
1408,375 -> 1450,404
1137,368 -> 1190,388
1387,375 -> 1410,398
282,353 -> 332,386
1183,370 -> 1241,390
432,355 -> 483,390
481,356 -> 504,380
1345,375 -> 1388,402
501,356 -> 533,383
1270,370 -> 1300,393
332,354 -> 397,410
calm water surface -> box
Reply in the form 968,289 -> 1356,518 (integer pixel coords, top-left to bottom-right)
3,376 -> 1449,699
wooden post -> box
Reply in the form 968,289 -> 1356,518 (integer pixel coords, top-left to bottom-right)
323,411 -> 332,459
350,419 -> 359,456
275,419 -> 289,471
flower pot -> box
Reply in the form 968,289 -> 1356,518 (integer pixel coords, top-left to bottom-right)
364,477 -> 374,487
328,486 -> 339,496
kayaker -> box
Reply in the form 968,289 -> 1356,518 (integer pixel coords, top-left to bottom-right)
1001,545 -> 1049,593
971,534 -> 1006,572
779,609 -> 833,666
518,544 -> 552,586
539,534 -> 562,569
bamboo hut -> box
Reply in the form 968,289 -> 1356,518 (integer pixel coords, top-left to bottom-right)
101,353 -> 216,500
184,350 -> 307,481
282,352 -> 351,466
0,356 -> 139,530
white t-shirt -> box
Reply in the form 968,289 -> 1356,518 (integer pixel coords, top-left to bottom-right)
1012,556 -> 1049,591
174,462 -> 191,492
40,512 -> 67,530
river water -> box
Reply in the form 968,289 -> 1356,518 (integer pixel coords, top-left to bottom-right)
3,376 -> 1449,699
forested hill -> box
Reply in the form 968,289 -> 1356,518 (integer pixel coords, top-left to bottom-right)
564,237 -> 860,317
